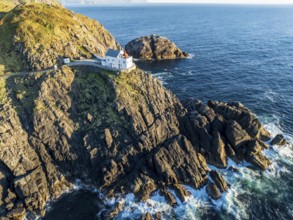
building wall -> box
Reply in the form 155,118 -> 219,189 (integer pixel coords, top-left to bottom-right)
103,56 -> 133,70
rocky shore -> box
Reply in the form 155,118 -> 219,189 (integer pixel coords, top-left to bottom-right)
0,1 -> 288,220
125,34 -> 189,61
0,65 -> 286,219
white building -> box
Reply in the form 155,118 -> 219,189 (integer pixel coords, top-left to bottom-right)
101,49 -> 134,70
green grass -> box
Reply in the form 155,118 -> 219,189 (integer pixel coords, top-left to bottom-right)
114,71 -> 142,104
0,3 -> 119,73
9,73 -> 45,116
71,70 -> 127,132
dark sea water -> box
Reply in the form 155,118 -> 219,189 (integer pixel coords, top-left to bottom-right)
44,4 -> 293,220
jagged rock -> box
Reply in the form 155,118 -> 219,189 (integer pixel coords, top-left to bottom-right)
182,99 -> 271,170
172,184 -> 190,202
159,188 -> 177,206
210,130 -> 227,168
7,208 -> 26,220
0,66 -> 274,218
206,182 -> 221,200
225,121 -> 251,148
106,201 -> 124,219
270,134 -> 287,146
245,152 -> 271,170
246,140 -> 262,154
154,212 -> 161,220
125,34 -> 188,61
141,212 -> 152,220
209,171 -> 228,193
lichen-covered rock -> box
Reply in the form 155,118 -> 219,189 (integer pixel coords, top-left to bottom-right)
125,34 -> 188,61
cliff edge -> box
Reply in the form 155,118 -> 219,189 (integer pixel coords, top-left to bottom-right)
0,66 -> 273,218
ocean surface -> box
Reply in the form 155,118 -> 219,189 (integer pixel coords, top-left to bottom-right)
44,4 -> 293,220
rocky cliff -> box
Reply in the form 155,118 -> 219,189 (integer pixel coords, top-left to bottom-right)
125,35 -> 189,61
0,2 -> 281,219
0,3 -> 120,73
0,66 -> 275,219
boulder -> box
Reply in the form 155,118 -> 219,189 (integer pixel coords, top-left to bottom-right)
7,208 -> 26,220
172,184 -> 190,203
206,182 -> 221,200
245,152 -> 271,170
209,171 -> 228,193
210,131 -> 227,168
159,188 -> 177,207
141,212 -> 152,220
154,212 -> 161,220
270,134 -> 287,146
125,34 -> 189,60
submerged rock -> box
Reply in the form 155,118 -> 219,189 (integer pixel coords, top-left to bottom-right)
209,171 -> 228,193
125,34 -> 189,61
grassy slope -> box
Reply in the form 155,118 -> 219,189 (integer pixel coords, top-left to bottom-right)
0,3 -> 119,74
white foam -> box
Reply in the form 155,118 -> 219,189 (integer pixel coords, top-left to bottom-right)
186,53 -> 195,59
152,72 -> 173,85
180,70 -> 194,76
264,90 -> 279,103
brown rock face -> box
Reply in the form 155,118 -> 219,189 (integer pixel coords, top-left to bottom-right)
0,67 -> 273,218
270,134 -> 288,146
209,171 -> 228,193
181,99 -> 271,170
125,35 -> 189,61
206,182 -> 221,200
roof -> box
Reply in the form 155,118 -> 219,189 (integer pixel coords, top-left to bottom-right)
105,49 -> 121,58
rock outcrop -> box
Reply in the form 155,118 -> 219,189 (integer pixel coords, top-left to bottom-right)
0,3 -> 120,73
125,34 -> 189,61
270,134 -> 288,146
0,66 -> 276,218
181,99 -> 271,170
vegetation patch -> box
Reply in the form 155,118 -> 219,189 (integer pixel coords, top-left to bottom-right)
0,3 -> 119,73
0,78 -> 8,106
114,70 -> 143,104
